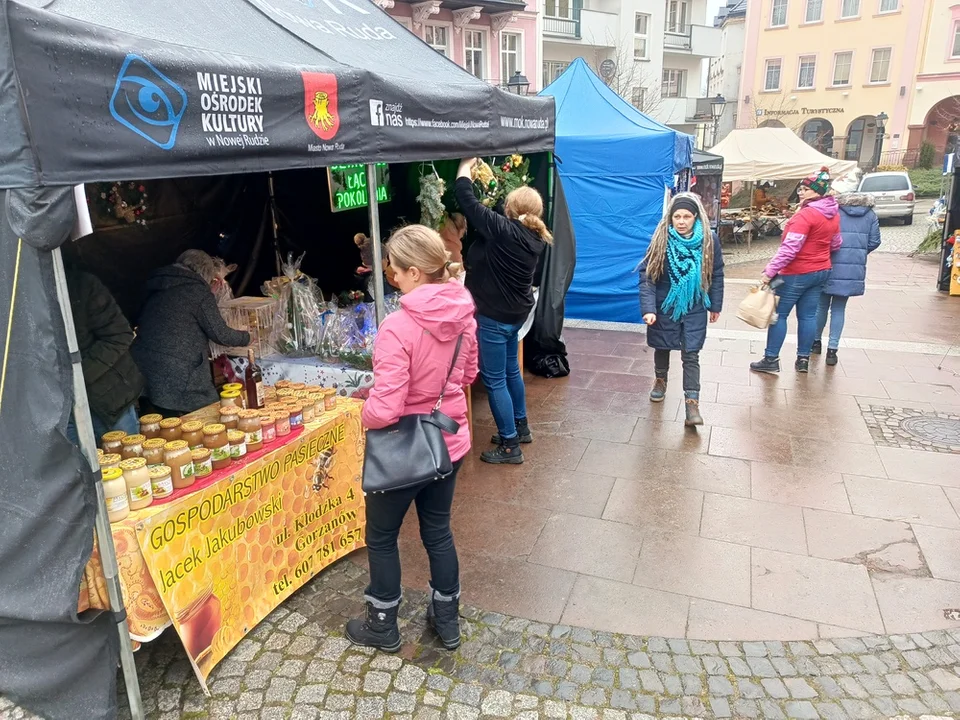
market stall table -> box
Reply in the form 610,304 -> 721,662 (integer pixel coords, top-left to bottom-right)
225,354 -> 374,398
79,398 -> 366,687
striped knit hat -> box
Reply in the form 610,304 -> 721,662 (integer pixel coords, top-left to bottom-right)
800,166 -> 832,197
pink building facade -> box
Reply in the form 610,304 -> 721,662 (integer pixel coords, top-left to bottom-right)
380,0 -> 541,92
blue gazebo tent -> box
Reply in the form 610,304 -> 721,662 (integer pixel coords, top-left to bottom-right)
541,58 -> 693,323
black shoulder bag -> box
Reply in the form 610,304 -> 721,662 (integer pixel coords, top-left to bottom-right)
361,335 -> 463,494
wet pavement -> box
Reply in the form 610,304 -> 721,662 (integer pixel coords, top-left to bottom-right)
4,253 -> 960,719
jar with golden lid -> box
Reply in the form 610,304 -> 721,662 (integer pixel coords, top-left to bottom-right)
101,431 -> 127,454
227,429 -> 247,459
308,389 -> 325,416
274,380 -> 291,390
142,438 -> 167,468
259,413 -> 277,443
288,402 -> 304,428
120,434 -> 145,460
288,382 -> 306,391
219,389 -> 242,409
100,453 -> 123,471
322,388 -> 338,412
164,440 -> 195,489
120,458 -> 152,510
176,585 -> 222,659
181,420 -> 205,449
149,465 -> 173,499
274,412 -> 292,437
202,424 -> 230,470
237,410 -> 263,452
139,414 -> 163,439
219,406 -> 240,431
102,467 -> 130,523
159,418 -> 182,442
276,388 -> 294,399
191,448 -> 213,477
222,383 -> 243,395
301,401 -> 316,424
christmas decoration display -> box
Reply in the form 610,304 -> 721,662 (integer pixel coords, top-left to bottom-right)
417,172 -> 447,230
91,181 -> 149,225
263,253 -> 323,357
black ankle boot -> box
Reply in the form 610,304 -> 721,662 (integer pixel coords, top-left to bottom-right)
811,340 -> 822,355
491,418 -> 532,445
825,349 -> 838,366
426,587 -> 461,650
481,434 -> 524,464
795,356 -> 810,373
345,600 -> 401,653
750,356 -> 781,374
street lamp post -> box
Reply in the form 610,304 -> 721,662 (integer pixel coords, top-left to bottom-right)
874,111 -> 888,169
507,71 -> 530,95
710,94 -> 726,147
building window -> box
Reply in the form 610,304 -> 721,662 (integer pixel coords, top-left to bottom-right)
501,32 -> 522,84
764,59 -> 782,91
661,69 -> 686,98
542,60 -> 569,87
665,1 -> 689,33
953,22 -> 960,58
841,0 -> 860,18
770,0 -> 788,27
832,51 -> 852,86
424,24 -> 449,56
805,0 -> 822,22
634,13 -> 650,60
797,56 -> 816,88
464,29 -> 485,79
632,87 -> 646,109
870,47 -> 891,83
878,0 -> 897,11
544,0 -> 572,18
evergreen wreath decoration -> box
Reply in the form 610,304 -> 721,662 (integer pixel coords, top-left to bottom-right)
91,181 -> 149,225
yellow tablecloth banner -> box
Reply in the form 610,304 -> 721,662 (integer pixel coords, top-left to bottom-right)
80,400 -> 366,686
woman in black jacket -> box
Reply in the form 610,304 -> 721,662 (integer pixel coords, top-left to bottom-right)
454,158 -> 551,464
132,250 -> 249,416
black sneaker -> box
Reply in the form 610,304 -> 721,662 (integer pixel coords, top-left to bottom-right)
811,340 -> 822,355
795,356 -> 810,373
750,356 -> 781,374
481,436 -> 524,465
825,349 -> 838,366
345,601 -> 402,653
491,419 -> 532,445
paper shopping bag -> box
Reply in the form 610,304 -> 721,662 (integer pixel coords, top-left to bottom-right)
737,285 -> 779,329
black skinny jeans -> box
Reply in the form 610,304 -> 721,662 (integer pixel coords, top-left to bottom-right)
654,349 -> 701,398
363,461 -> 462,607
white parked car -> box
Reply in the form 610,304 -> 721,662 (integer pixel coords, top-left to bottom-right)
857,171 -> 916,225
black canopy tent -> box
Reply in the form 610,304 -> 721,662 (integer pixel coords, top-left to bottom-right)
0,0 -> 558,717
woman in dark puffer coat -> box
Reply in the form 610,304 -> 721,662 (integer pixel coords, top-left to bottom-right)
813,192 -> 881,365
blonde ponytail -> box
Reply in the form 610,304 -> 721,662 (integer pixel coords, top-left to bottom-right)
506,186 -> 553,244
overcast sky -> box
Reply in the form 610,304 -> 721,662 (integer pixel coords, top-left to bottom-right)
706,0 -> 724,24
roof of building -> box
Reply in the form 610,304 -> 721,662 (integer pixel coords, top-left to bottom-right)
714,0 -> 747,26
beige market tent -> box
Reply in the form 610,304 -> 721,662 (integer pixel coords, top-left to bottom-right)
711,127 -> 859,182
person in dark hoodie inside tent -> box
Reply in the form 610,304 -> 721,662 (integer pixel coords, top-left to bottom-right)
132,250 -> 250,416
750,167 -> 842,375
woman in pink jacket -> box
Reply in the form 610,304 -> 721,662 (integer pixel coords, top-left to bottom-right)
346,225 -> 479,654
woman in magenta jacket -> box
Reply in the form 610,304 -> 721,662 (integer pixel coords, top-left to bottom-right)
346,225 -> 479,654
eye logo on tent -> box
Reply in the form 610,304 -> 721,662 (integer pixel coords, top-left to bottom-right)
302,72 -> 340,140
109,55 -> 187,151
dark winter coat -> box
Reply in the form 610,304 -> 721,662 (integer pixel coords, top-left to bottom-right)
824,193 -> 882,297
640,232 -> 725,352
131,265 -> 249,413
66,268 -> 145,425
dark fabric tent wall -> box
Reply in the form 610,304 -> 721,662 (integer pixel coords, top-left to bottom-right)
541,59 -> 693,324
0,0 -> 556,716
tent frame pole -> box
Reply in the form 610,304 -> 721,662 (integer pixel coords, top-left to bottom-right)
367,164 -> 386,327
52,253 -> 144,719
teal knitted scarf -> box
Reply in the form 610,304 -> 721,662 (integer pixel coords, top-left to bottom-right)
661,220 -> 710,322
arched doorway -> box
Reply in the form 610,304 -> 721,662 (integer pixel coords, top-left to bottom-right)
921,96 -> 960,164
844,116 -> 879,166
801,118 -> 835,156
759,119 -> 786,128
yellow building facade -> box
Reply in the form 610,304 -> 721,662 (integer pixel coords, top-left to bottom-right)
738,0 -> 927,167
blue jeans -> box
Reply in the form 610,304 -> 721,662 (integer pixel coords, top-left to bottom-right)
816,294 -> 849,351
476,314 -> 527,441
66,404 -> 140,446
765,269 -> 831,358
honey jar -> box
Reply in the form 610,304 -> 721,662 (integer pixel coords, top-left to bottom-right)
120,458 -> 152,511
164,440 -> 194,490
101,431 -> 127,454
159,418 -> 182,442
139,414 -> 163,439
237,410 -> 263,452
202,424 -> 231,471
102,467 -> 130,523
219,407 -> 240,431
149,465 -> 173,499
142,438 -> 167,469
181,420 -> 205,450
227,430 -> 247,460
120,434 -> 146,460
191,448 -> 213,477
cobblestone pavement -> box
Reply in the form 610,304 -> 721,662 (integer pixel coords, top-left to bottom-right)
861,405 -> 960,454
6,561 -> 960,720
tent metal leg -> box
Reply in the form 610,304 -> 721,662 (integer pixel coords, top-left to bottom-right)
51,250 -> 144,720
367,164 -> 387,326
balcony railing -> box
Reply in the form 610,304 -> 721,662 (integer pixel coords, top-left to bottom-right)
544,12 -> 580,38
664,29 -> 691,51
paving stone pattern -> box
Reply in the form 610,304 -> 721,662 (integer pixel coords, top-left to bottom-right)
5,561 -> 960,720
862,406 -> 960,454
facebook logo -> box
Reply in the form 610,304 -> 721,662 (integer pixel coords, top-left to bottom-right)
369,100 -> 384,127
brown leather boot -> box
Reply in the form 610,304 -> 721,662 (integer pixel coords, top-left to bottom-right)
684,398 -> 704,427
